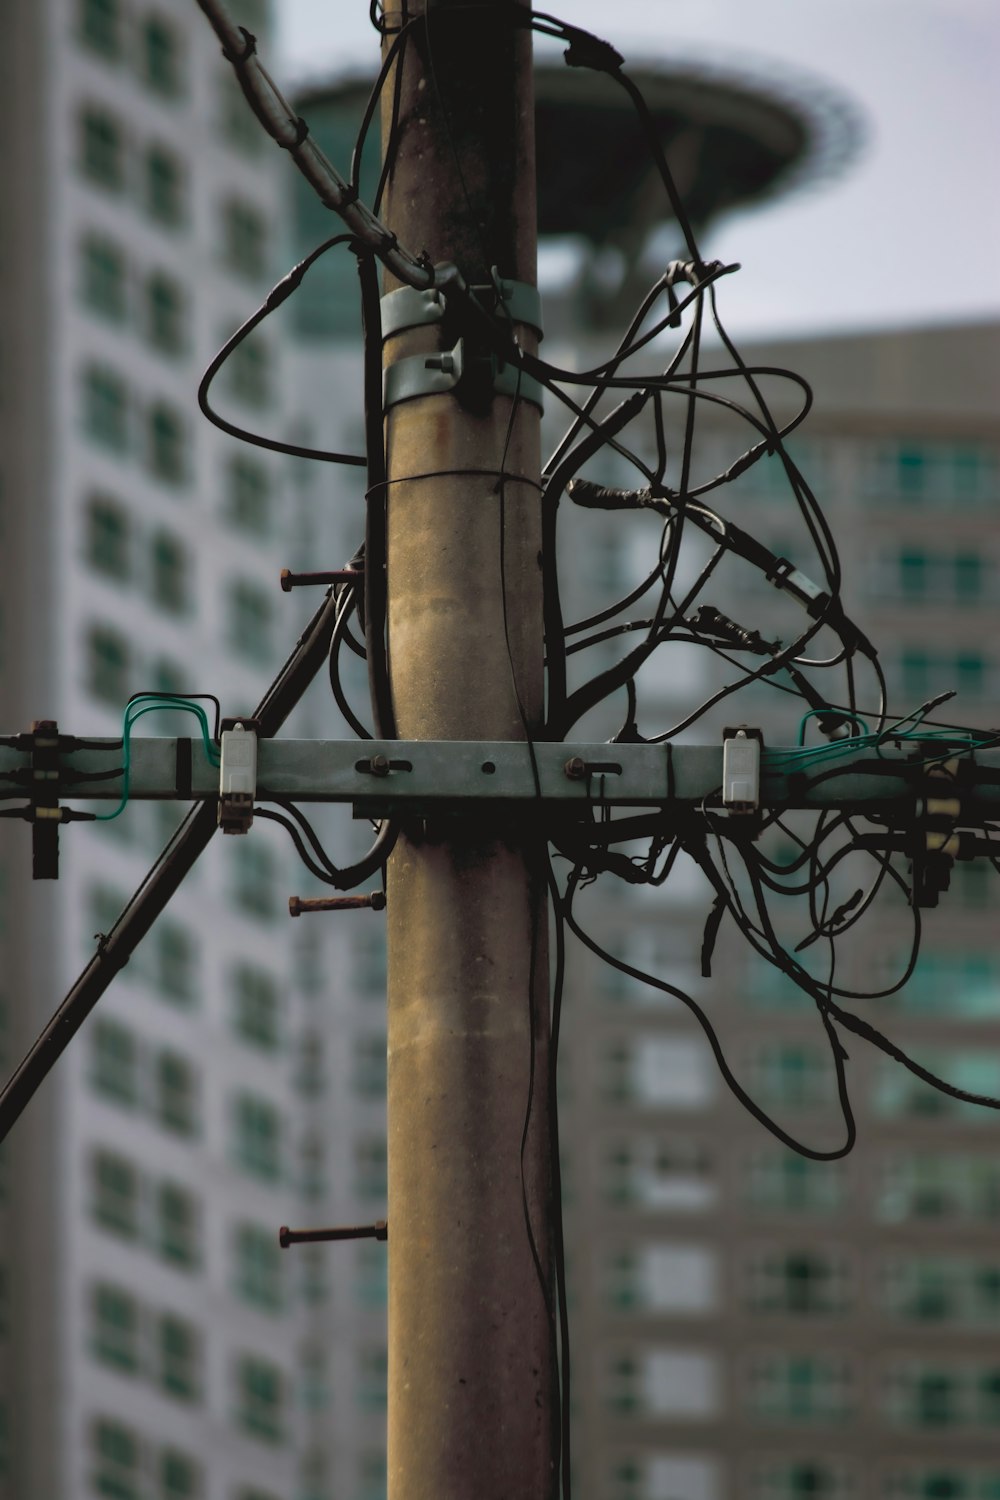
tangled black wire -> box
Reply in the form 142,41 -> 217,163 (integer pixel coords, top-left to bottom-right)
194,5 -> 1000,1495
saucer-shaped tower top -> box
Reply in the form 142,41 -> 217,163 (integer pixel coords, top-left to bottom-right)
290,57 -> 859,336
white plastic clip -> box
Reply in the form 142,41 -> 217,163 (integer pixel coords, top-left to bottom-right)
219,721 -> 257,834
722,726 -> 761,812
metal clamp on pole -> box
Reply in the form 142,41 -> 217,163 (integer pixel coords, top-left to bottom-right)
722,725 -> 762,813
383,340 -> 545,414
218,719 -> 258,835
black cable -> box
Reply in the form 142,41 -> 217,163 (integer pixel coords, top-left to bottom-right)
198,235 -> 367,466
254,806 -> 398,890
559,866 -> 856,1160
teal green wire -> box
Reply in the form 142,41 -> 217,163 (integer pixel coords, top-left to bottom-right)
796,707 -> 871,745
94,699 -> 220,822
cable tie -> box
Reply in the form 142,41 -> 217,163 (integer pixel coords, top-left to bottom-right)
222,26 -> 257,64
279,115 -> 310,150
562,28 -> 624,73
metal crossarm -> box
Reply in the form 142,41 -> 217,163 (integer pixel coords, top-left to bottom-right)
2,738 -> 1000,814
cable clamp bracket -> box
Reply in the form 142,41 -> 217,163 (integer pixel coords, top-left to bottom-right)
383,339 -> 544,413
380,278 -> 543,341
218,719 -> 259,835
722,725 -> 762,813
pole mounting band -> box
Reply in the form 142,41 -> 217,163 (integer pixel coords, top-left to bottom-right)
383,341 -> 545,412
381,278 -> 543,341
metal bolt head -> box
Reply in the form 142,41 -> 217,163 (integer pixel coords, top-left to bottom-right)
564,756 -> 586,781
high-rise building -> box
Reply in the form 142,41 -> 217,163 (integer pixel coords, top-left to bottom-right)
0,4 -> 386,1498
554,319 -> 1000,1500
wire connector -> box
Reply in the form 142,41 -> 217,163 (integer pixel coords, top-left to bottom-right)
722,726 -> 762,812
218,720 -> 258,835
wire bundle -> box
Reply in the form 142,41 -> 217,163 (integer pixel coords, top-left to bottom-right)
190,6 -> 1000,1495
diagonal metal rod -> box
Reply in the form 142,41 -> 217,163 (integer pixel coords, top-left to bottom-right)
0,588 -> 344,1145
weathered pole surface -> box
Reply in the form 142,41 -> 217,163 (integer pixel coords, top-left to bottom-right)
379,3 -> 555,1498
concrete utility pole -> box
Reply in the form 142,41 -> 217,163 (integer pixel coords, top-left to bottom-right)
378,3 -> 554,1498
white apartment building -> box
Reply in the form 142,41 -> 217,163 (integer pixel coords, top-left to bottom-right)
0,3 -> 386,1498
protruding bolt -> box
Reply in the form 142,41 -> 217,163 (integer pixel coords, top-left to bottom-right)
564,756 -> 587,781
370,754 -> 391,777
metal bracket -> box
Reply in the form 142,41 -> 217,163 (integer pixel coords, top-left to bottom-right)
381,278 -> 543,341
4,738 -> 1000,817
383,339 -> 544,413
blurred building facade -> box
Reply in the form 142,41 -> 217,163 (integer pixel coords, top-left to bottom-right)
0,2 -> 386,1499
1,5 -> 1000,1500
555,320 -> 1000,1500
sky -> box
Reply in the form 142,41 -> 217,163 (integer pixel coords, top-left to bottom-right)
274,0 -> 1000,340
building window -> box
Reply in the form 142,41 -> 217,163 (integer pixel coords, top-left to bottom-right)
145,144 -> 186,226
157,1181 -> 200,1268
745,1151 -> 846,1214
80,106 -> 126,189
160,1450 -> 201,1500
85,620 -> 129,702
232,964 -> 281,1048
156,1050 -> 199,1137
225,454 -> 272,535
85,495 -> 130,579
886,1365 -> 962,1428
81,234 -> 127,320
91,1283 -> 139,1371
146,272 -> 186,355
156,919 -> 197,1003
79,0 -> 122,58
142,15 -> 184,96
233,1223 -> 284,1312
226,577 -> 274,663
606,1138 -> 716,1212
750,1460 -> 852,1499
148,402 -> 187,485
232,841 -> 278,919
233,1093 -> 282,1182
875,1050 -> 1000,1122
150,530 -> 190,613
359,1450 -> 388,1500
900,649 -> 988,703
883,1469 -> 989,1500
357,1242 -> 388,1309
220,70 -> 264,155
299,1244 -> 327,1305
746,1250 -> 851,1316
357,1345 -> 388,1412
222,198 -> 268,280
353,1032 -> 387,1098
92,1151 -> 139,1239
235,1354 -> 285,1442
749,1355 -> 853,1423
354,1135 -> 387,1201
91,1018 -> 137,1105
226,336 -> 271,408
300,1135 -> 325,1200
297,1032 -> 324,1096
92,1419 -> 140,1500
752,1045 -> 836,1109
159,1314 -> 201,1401
83,363 -> 129,450
299,1345 -> 329,1413
878,1153 -> 1000,1224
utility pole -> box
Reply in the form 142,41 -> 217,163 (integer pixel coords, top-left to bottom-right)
378,3 -> 554,1497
